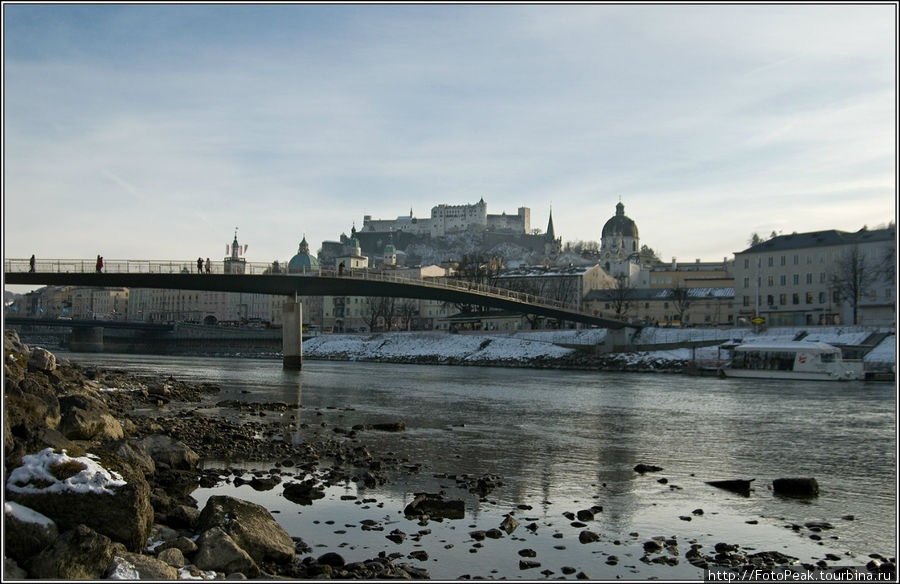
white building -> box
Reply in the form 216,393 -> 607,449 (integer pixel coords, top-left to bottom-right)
733,226 -> 895,327
361,198 -> 531,238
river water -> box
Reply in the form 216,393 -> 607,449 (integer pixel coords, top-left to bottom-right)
62,352 -> 896,579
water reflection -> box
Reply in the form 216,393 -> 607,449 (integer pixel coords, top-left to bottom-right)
62,352 -> 896,569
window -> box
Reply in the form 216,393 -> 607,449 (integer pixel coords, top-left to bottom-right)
743,296 -> 750,306
767,295 -> 774,306
779,293 -> 787,305
767,257 -> 774,267
744,259 -> 750,269
820,272 -> 826,283
780,275 -> 786,286
806,273 -> 813,284
793,274 -> 800,285
793,255 -> 799,265
792,293 -> 800,305
743,277 -> 750,288
806,292 -> 813,304
767,276 -> 774,287
807,255 -> 812,264
780,255 -> 786,266
819,292 -> 826,304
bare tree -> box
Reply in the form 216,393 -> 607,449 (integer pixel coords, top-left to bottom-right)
639,245 -> 661,264
364,296 -> 396,332
396,299 -> 419,331
829,245 -> 879,325
669,287 -> 691,322
609,276 -> 636,319
450,253 -> 504,314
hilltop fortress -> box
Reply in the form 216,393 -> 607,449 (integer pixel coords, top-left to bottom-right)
361,198 -> 531,237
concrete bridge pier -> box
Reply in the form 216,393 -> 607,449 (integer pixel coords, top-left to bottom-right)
602,326 -> 639,353
282,299 -> 303,369
69,327 -> 104,352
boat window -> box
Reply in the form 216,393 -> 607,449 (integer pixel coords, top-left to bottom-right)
821,353 -> 836,363
732,350 -> 795,370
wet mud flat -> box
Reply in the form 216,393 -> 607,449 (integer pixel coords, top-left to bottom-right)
3,333 -> 895,580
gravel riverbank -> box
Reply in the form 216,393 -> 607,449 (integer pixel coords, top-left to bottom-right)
3,331 -> 895,580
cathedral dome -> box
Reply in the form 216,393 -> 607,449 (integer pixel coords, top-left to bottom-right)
601,202 -> 638,239
288,236 -> 319,273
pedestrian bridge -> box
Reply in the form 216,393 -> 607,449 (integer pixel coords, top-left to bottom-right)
5,258 -> 639,367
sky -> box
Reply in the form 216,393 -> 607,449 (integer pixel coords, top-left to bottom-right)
3,3 -> 896,280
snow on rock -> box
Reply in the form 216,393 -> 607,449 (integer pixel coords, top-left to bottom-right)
4,501 -> 55,527
108,557 -> 140,580
177,566 -> 219,580
6,448 -> 127,495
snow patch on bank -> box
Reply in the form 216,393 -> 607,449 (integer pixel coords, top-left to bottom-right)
303,326 -> 894,367
6,448 -> 127,495
304,332 -> 574,362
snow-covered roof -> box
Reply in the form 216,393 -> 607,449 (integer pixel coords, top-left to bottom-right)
498,265 -> 594,278
734,341 -> 841,352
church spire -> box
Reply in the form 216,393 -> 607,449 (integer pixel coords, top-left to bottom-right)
546,207 -> 556,241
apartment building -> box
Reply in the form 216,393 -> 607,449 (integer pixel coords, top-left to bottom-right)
733,226 -> 895,327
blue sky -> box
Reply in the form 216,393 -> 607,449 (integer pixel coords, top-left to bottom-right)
3,3 -> 896,273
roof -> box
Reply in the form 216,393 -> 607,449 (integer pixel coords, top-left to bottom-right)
602,202 -> 638,239
584,287 -> 735,302
497,265 -> 595,278
736,227 -> 895,255
734,341 -> 840,352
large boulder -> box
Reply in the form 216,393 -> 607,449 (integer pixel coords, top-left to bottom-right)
5,392 -> 61,440
403,493 -> 465,520
3,501 -> 59,563
28,524 -> 118,580
27,347 -> 57,373
197,495 -> 295,565
57,393 -> 124,441
773,477 -> 819,497
193,527 -> 259,577
102,439 -> 156,477
137,434 -> 199,471
108,552 -> 179,580
5,448 -> 153,551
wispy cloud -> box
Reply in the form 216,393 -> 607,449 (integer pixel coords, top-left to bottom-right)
3,4 -> 895,265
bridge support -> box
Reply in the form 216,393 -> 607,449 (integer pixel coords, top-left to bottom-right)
69,327 -> 104,352
282,299 -> 303,369
602,326 -> 639,353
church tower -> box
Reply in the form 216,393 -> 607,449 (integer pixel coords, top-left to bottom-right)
600,202 -> 640,276
224,228 -> 247,275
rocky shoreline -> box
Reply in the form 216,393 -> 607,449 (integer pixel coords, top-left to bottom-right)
3,330 -> 895,580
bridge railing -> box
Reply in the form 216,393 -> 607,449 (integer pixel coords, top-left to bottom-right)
6,258 -> 587,316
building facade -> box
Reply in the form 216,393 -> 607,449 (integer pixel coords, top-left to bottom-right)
732,226 -> 895,327
584,286 -> 735,326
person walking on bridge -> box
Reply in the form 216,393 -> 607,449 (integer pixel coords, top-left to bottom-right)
205,258 -> 211,274
29,255 -> 35,273
95,255 -> 104,273
197,257 -> 204,273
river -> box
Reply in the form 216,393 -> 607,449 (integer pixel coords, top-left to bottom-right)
61,351 -> 896,579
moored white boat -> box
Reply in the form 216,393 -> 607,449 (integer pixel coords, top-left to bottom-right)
719,341 -> 865,381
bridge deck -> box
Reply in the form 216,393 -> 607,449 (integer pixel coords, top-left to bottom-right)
5,258 -> 635,329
